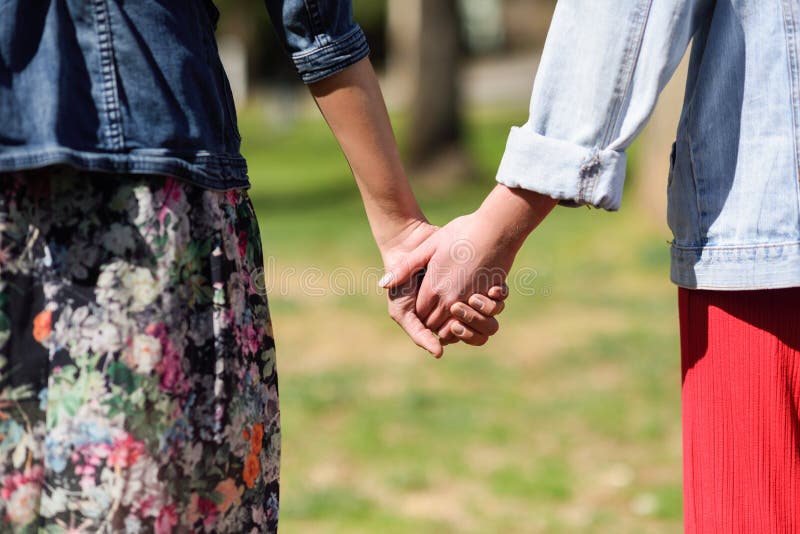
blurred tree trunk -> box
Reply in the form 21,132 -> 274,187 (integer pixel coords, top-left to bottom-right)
388,0 -> 472,183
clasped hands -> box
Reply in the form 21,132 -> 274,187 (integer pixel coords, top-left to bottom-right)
378,211 -> 517,358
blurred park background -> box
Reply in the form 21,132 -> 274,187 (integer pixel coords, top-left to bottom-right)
216,1 -> 687,532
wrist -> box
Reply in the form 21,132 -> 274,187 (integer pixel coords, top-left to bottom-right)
352,168 -> 428,252
476,184 -> 558,249
372,212 -> 431,257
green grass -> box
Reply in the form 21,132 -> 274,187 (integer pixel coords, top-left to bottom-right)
239,102 -> 682,533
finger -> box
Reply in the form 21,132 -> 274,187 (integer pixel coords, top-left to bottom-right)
439,321 -> 460,346
450,322 -> 489,346
424,304 -> 451,333
415,271 -> 440,323
450,302 -> 500,336
437,318 -> 456,338
395,310 -> 444,358
487,284 -> 509,301
467,294 -> 506,317
380,240 -> 436,289
437,318 -> 462,346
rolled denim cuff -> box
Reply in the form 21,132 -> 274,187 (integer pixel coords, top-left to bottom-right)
293,25 -> 370,84
495,126 -> 628,211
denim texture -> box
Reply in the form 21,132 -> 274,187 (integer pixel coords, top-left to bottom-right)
0,0 -> 369,190
497,1 -> 800,290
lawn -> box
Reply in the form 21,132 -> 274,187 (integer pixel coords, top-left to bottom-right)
239,102 -> 682,533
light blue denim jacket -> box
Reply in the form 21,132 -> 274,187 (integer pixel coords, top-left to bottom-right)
0,0 -> 368,190
497,0 -> 800,290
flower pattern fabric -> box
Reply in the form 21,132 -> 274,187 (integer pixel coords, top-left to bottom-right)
0,168 -> 280,533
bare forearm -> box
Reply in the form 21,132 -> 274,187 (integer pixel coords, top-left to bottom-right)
308,58 -> 424,249
476,185 -> 558,253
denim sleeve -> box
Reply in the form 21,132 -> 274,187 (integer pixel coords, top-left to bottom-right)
264,0 -> 370,84
496,0 -> 711,210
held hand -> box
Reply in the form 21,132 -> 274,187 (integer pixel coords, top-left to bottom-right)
378,219 -> 443,357
381,211 -> 518,347
381,186 -> 558,349
440,284 -> 509,346
380,186 -> 557,353
380,220 -> 509,355
415,212 -> 519,334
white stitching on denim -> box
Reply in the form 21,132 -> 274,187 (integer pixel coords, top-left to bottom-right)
302,0 -> 328,47
780,0 -> 800,211
599,0 -> 653,149
93,0 -> 124,151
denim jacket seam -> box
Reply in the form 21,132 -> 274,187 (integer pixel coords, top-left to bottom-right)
0,147 -> 249,166
577,149 -> 601,205
301,0 -> 328,45
672,240 -> 800,251
780,0 -> 800,207
293,27 -> 368,83
93,0 -> 124,151
298,42 -> 369,83
291,25 -> 364,60
684,131 -> 706,234
599,0 -> 653,149
0,149 -> 249,190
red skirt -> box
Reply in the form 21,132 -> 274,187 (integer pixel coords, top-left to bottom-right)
680,287 -> 800,533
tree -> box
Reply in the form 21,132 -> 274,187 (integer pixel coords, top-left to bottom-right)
388,0 -> 471,181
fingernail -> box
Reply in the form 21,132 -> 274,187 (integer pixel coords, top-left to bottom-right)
452,324 -> 465,336
470,296 -> 485,311
454,304 -> 467,319
378,272 -> 394,288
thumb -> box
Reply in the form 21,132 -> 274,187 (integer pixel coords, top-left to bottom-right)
380,239 -> 436,289
398,310 -> 444,358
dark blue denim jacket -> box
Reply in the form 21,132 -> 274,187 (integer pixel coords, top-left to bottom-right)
0,0 -> 369,190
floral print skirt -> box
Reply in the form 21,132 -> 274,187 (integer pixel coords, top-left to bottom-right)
0,168 -> 280,533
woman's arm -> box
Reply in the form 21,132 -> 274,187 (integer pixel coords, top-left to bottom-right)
262,2 -> 504,355
308,58 -> 509,356
306,57 -> 444,356
307,58 -> 425,250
